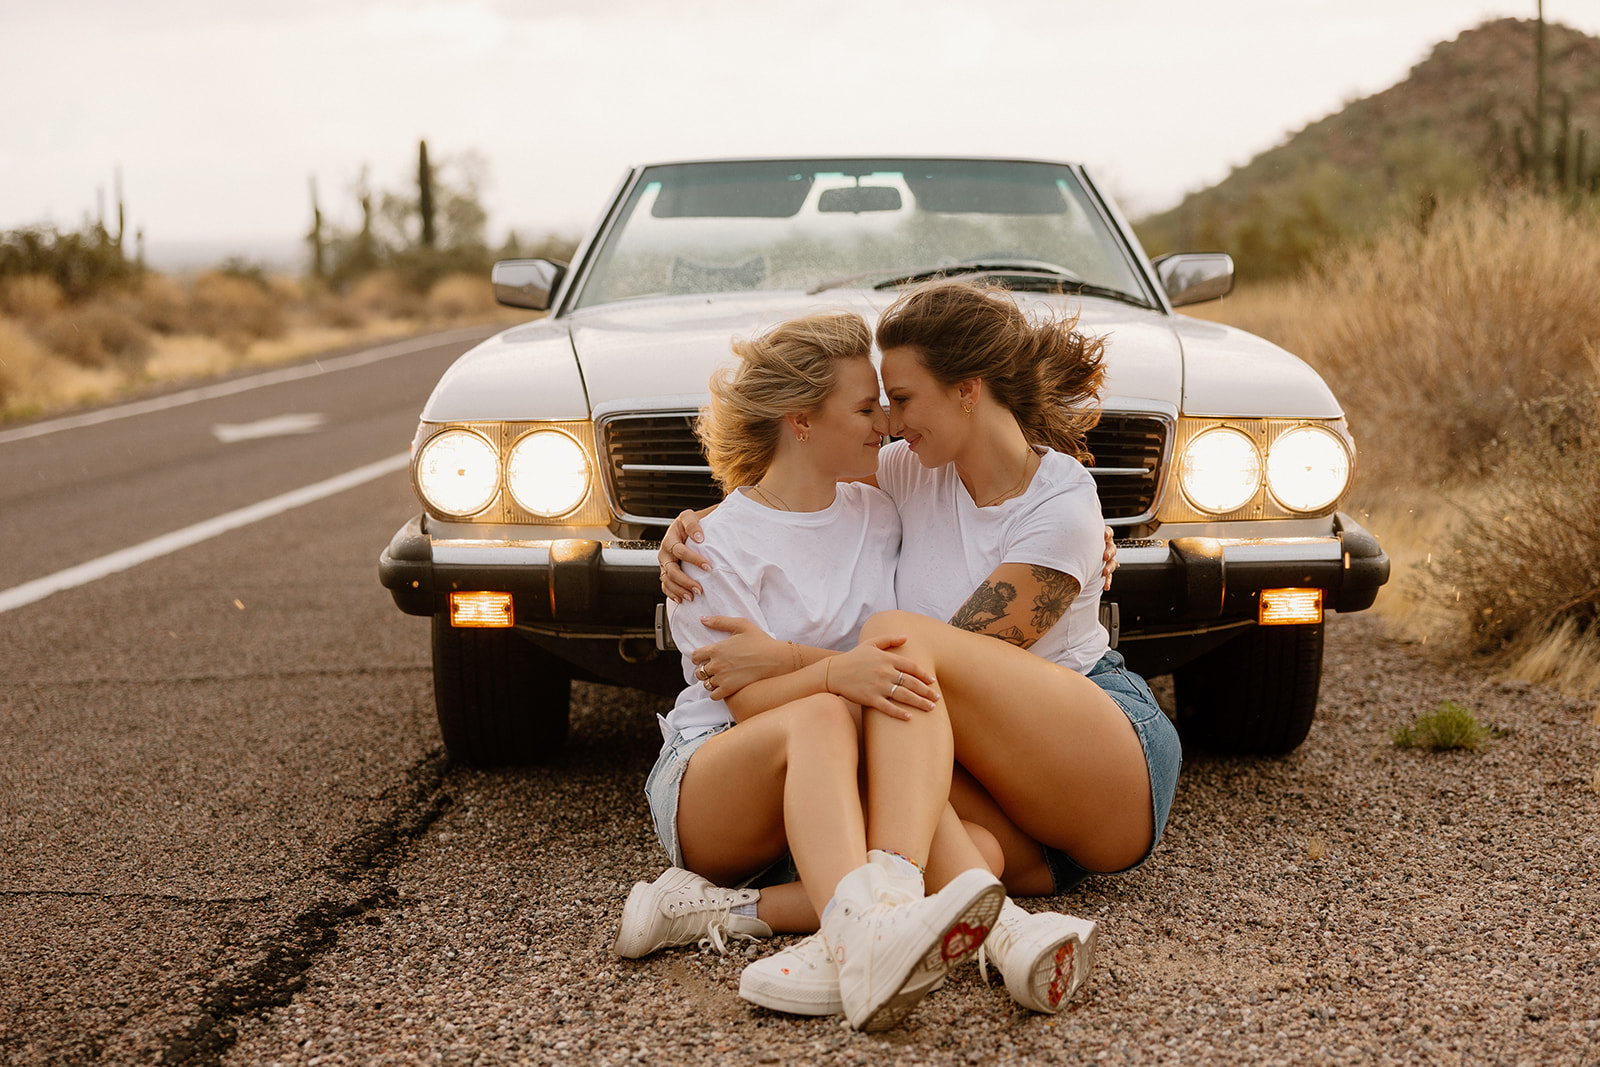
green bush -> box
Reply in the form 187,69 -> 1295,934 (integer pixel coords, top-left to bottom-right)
1391,700 -> 1496,751
0,225 -> 132,302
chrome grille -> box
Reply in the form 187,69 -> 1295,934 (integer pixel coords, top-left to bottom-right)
601,414 -> 724,525
1083,413 -> 1169,522
600,411 -> 1169,525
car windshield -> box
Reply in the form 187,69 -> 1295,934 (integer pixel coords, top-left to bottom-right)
571,159 -> 1149,309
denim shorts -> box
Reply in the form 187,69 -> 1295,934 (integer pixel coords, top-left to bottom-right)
645,721 -> 799,887
645,722 -> 729,869
1041,649 -> 1182,894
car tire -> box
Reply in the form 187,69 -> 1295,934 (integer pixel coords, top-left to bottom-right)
1174,623 -> 1323,755
431,615 -> 571,765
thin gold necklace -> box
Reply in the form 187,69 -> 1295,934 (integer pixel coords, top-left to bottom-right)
977,451 -> 1037,507
751,484 -> 792,511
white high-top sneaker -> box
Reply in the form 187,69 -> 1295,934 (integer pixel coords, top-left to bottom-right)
612,868 -> 772,958
738,932 -> 843,1015
980,897 -> 1099,1012
820,853 -> 1003,1031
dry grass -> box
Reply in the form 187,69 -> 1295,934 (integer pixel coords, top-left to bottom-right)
1186,191 -> 1600,495
0,270 -> 530,421
1507,619 -> 1600,701
1190,192 -> 1600,698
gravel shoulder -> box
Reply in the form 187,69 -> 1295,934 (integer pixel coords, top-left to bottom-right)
219,612 -> 1600,1066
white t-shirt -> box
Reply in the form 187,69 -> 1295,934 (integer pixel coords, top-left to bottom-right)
875,439 -> 1109,675
663,481 -> 902,738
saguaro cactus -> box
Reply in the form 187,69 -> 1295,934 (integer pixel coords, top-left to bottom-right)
307,174 -> 326,279
418,139 -> 437,249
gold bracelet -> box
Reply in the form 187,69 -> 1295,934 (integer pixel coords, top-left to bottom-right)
823,656 -> 832,694
789,640 -> 802,672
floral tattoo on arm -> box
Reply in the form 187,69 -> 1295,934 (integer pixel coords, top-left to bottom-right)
1029,566 -> 1080,632
951,579 -> 1028,646
951,567 -> 1080,648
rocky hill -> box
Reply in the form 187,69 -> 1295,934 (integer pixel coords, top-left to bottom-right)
1135,17 -> 1600,279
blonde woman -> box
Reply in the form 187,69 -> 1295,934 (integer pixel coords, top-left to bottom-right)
661,281 -> 1180,1014
613,311 -> 1004,1032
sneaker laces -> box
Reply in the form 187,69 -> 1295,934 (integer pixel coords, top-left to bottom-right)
977,909 -> 1019,985
697,919 -> 762,955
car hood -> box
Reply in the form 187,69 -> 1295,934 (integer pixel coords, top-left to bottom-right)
419,291 -> 1337,423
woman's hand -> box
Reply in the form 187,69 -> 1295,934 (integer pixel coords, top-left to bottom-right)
1102,525 -> 1119,590
659,508 -> 713,602
690,616 -> 787,700
824,636 -> 939,721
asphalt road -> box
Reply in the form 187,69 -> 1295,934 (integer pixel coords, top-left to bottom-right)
2,330 -> 1597,1066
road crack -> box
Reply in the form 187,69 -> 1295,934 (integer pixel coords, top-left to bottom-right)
150,748 -> 452,1067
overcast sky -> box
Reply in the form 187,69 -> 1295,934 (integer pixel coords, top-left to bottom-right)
4,0 -> 1598,265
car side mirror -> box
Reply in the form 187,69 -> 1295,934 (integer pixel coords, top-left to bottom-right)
492,259 -> 568,310
1152,253 -> 1234,306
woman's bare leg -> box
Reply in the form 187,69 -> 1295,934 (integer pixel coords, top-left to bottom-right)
860,677 -> 956,869
676,693 -> 867,923
949,763 -> 1055,895
861,610 -> 1153,874
923,804 -> 1004,890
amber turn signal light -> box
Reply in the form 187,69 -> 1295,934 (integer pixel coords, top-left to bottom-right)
1258,588 -> 1323,626
450,591 -> 514,627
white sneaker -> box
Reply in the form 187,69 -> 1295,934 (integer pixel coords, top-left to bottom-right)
980,898 -> 1099,1012
612,868 -> 772,958
821,854 -> 1003,1032
739,932 -> 951,1018
739,933 -> 842,1015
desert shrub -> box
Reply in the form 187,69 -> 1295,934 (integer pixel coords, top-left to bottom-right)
122,274 -> 192,335
304,289 -> 367,329
347,270 -> 414,319
0,225 -> 132,300
31,303 -> 152,368
425,273 -> 495,319
1194,192 -> 1600,495
1432,387 -> 1600,653
0,315 -> 54,407
0,274 -> 66,321
1391,699 -> 1495,751
189,271 -> 285,347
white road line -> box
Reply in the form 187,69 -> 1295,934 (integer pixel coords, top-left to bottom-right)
0,452 -> 410,616
0,326 -> 490,446
212,413 -> 327,443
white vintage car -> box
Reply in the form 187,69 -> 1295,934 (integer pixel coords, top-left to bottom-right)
379,157 -> 1389,764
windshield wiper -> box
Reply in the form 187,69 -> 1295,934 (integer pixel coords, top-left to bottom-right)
871,259 -> 1083,289
808,260 -> 1151,309
1000,276 -> 1153,309
807,259 -> 1077,295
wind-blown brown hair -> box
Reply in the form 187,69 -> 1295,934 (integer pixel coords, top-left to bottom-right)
874,280 -> 1105,460
696,311 -> 873,492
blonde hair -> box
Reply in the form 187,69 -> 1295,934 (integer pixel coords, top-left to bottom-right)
696,311 -> 873,491
874,280 -> 1105,460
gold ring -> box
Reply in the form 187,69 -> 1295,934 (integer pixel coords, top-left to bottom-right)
696,664 -> 708,680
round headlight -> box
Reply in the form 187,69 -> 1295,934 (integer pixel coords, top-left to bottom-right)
507,430 -> 591,517
1267,425 -> 1351,513
1180,427 -> 1262,514
415,429 -> 501,517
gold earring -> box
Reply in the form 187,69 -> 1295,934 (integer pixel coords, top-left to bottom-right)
798,431 -> 809,442
962,404 -> 973,416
